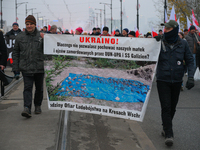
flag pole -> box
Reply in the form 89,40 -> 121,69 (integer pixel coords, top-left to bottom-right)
164,0 -> 167,23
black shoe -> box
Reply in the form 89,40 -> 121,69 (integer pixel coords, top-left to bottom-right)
161,130 -> 165,137
165,137 -> 173,147
21,107 -> 32,118
35,106 -> 42,114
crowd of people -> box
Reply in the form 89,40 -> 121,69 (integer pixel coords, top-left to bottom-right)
0,15 -> 200,147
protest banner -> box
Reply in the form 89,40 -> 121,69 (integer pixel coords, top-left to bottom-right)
44,34 -> 161,122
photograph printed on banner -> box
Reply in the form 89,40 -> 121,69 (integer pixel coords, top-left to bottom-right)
45,57 -> 156,112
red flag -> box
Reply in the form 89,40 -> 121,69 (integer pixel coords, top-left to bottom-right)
48,24 -> 51,31
135,27 -> 140,37
192,9 -> 199,26
112,30 -> 115,36
152,27 -> 158,37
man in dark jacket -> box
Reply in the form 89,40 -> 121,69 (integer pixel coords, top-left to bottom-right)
156,20 -> 194,147
12,15 -> 45,118
185,25 -> 200,69
95,27 -> 101,35
0,31 -> 8,70
5,22 -> 21,78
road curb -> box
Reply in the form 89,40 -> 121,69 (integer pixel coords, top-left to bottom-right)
126,120 -> 156,150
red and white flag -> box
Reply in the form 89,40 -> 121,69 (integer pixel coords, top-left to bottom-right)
135,27 -> 140,37
187,16 -> 192,30
165,9 -> 168,23
193,20 -> 200,32
169,5 -> 177,21
48,24 -> 51,31
177,18 -> 181,32
192,9 -> 199,26
152,27 -> 158,37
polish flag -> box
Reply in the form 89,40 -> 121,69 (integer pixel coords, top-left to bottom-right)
193,20 -> 200,33
48,24 -> 51,31
71,29 -> 73,34
112,30 -> 115,36
135,27 -> 140,37
192,9 -> 199,26
177,18 -> 181,32
165,9 -> 168,23
169,5 -> 177,21
152,27 -> 158,37
187,17 -> 192,30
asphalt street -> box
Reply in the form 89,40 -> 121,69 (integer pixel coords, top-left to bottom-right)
139,76 -> 200,150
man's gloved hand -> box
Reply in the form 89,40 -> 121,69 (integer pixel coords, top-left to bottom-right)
154,35 -> 162,42
186,77 -> 194,90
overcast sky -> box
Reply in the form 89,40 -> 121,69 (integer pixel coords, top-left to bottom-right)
2,0 -> 163,33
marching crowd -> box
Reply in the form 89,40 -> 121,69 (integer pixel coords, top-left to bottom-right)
0,15 -> 200,147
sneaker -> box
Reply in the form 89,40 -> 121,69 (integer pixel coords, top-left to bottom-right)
161,130 -> 165,137
21,107 -> 32,118
15,74 -> 20,80
35,106 -> 42,114
165,137 -> 174,147
180,86 -> 184,91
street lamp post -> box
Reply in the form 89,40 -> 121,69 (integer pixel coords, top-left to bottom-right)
1,0 -> 3,29
137,0 -> 139,30
95,8 -> 103,27
164,0 -> 167,23
15,0 -> 28,22
96,13 -> 99,27
33,12 -> 41,28
120,0 -> 122,32
99,2 -> 112,32
100,3 -> 106,26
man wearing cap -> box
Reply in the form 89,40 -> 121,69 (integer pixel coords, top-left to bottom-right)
5,22 -> 22,78
122,28 -> 129,37
185,25 -> 200,69
95,27 -> 101,36
12,15 -> 45,118
114,29 -> 121,37
128,31 -> 135,37
91,27 -> 96,35
156,20 -> 194,146
100,26 -> 111,36
75,27 -> 83,35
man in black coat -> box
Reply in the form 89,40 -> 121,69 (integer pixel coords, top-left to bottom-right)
156,20 -> 195,147
0,31 -> 8,70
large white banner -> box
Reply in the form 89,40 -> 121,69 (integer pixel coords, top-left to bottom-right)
44,34 -> 161,122
44,34 -> 160,61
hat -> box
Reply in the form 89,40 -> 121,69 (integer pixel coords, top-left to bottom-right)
129,31 -> 135,37
184,29 -> 188,32
115,29 -> 120,32
161,20 -> 178,28
76,27 -> 83,34
12,22 -> 19,26
190,25 -> 196,31
103,26 -> 109,32
123,28 -> 129,33
93,27 -> 96,31
25,15 -> 36,25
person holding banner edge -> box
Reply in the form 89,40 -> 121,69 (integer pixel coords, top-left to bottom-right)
155,20 -> 195,147
12,15 -> 45,118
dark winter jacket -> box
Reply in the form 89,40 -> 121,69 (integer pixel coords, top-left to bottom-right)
185,32 -> 200,54
0,31 -> 8,67
5,29 -> 21,38
156,37 -> 194,83
12,28 -> 44,73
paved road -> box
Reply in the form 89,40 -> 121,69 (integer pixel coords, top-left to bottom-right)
139,76 -> 200,150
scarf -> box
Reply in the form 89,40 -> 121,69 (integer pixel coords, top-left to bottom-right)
164,26 -> 179,44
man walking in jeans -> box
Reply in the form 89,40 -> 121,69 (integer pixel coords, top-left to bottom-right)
156,20 -> 195,146
12,15 -> 44,118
